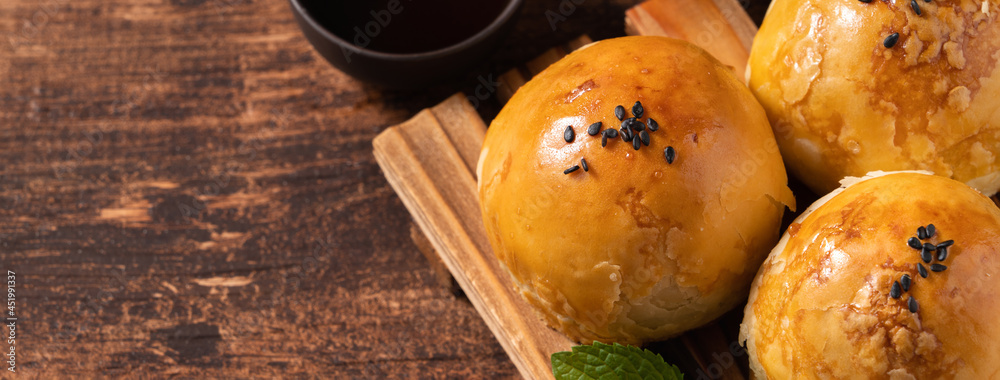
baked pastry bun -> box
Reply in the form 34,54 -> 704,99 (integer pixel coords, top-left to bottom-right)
741,171 -> 1000,379
748,0 -> 1000,195
477,36 -> 795,345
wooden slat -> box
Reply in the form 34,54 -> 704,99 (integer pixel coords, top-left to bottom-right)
426,97 -> 488,174
625,0 -> 757,82
682,324 -> 746,380
410,223 -> 462,295
373,94 -> 575,380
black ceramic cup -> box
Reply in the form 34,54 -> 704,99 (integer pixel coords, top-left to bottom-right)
289,0 -> 523,89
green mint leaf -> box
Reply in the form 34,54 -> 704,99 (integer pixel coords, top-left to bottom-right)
551,341 -> 684,380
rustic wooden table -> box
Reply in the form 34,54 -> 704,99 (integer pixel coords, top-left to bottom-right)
0,0 -> 771,377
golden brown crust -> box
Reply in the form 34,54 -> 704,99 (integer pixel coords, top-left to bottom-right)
749,0 -> 1000,195
478,36 -> 795,344
741,171 -> 1000,379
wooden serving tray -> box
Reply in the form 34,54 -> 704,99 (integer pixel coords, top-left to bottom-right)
374,1 -> 756,379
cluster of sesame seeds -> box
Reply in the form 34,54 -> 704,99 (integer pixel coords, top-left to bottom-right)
561,100 -> 677,175
891,223 -> 954,314
862,0 -> 932,49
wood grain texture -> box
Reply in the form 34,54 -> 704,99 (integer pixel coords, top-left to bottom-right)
0,0 -> 653,377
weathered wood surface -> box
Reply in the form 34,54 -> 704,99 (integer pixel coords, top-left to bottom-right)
0,0 -> 672,377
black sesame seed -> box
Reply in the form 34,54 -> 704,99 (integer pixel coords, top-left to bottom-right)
930,263 -> 947,272
563,165 -> 580,174
926,224 -> 935,238
936,246 -> 948,261
884,33 -> 900,48
908,296 -> 919,313
923,242 -> 936,252
601,135 -> 607,147
621,127 -> 632,142
587,122 -> 602,136
920,246 -> 933,263
891,281 -> 902,299
632,135 -> 641,150
647,118 -> 659,132
908,237 -> 922,249
901,274 -> 911,292
633,119 -> 646,132
664,146 -> 676,164
640,130 -> 650,146
632,101 -> 644,118
859,0 -> 871,3
937,239 -> 954,249
615,105 -> 626,121
911,0 -> 921,15
918,263 -> 928,278
604,129 -> 618,139
918,226 -> 928,239
580,158 -> 589,172
625,117 -> 644,132
923,0 -> 930,2
564,126 -> 575,142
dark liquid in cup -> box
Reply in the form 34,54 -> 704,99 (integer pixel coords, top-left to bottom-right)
303,0 -> 510,54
